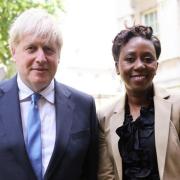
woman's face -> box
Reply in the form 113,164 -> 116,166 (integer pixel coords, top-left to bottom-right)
116,37 -> 158,93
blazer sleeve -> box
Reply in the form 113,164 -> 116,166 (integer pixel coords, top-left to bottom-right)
170,93 -> 180,139
98,111 -> 115,180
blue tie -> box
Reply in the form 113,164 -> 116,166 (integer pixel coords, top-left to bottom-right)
26,93 -> 42,180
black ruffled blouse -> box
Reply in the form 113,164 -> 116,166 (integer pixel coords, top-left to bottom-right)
116,100 -> 160,180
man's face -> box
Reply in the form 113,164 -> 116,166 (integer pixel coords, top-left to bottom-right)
12,34 -> 59,92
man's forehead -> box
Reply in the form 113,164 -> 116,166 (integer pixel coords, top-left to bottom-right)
21,33 -> 55,46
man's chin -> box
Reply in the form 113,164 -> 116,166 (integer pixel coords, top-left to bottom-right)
30,80 -> 50,92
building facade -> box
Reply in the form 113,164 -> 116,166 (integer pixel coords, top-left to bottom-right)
57,0 -> 180,109
117,0 -> 180,93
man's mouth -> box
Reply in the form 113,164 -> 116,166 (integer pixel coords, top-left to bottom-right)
32,67 -> 48,71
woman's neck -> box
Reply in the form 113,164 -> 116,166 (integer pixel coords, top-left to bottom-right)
126,86 -> 153,106
126,86 -> 154,120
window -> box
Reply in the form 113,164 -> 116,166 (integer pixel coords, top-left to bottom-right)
142,10 -> 158,35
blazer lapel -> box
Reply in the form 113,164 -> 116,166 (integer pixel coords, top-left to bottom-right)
109,95 -> 126,179
109,85 -> 171,180
45,82 -> 75,179
0,76 -> 34,172
153,85 -> 171,180
154,96 -> 171,180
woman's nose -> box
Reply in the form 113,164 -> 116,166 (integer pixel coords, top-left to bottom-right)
134,59 -> 145,69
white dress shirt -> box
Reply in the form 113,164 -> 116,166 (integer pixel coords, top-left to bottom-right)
17,75 -> 56,175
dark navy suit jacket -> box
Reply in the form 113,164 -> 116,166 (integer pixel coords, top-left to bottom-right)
0,76 -> 98,180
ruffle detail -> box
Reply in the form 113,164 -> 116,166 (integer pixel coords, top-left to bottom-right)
116,103 -> 160,180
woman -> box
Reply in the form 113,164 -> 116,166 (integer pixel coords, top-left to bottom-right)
98,25 -> 180,180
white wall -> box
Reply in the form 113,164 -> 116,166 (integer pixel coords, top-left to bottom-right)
158,0 -> 180,60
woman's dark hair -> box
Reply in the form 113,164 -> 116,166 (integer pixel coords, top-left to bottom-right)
112,25 -> 161,62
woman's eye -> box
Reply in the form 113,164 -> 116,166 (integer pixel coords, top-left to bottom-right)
125,57 -> 135,63
143,56 -> 154,63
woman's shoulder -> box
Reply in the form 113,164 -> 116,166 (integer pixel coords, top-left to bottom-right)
97,95 -> 124,122
154,84 -> 180,103
169,91 -> 180,102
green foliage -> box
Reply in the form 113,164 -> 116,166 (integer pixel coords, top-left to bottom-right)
0,0 -> 63,78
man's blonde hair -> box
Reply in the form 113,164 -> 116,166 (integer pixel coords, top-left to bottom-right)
9,8 -> 63,54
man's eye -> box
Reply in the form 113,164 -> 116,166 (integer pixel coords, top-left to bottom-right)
44,47 -> 55,55
26,46 -> 36,53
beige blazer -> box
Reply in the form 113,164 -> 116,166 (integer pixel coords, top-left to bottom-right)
98,85 -> 180,180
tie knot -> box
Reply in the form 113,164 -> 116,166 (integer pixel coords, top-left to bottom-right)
31,93 -> 41,104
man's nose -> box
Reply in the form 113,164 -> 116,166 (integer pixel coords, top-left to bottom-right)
35,48 -> 46,63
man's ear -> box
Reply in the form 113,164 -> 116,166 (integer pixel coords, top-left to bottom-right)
115,62 -> 120,75
11,47 -> 15,56
10,47 -> 16,62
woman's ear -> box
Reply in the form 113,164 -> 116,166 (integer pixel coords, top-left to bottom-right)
153,61 -> 159,76
115,62 -> 120,75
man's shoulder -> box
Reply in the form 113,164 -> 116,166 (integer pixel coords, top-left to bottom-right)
0,76 -> 17,91
55,81 -> 94,102
0,79 -> 9,86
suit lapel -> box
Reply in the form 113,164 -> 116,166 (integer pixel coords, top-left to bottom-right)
45,82 -> 75,179
109,95 -> 126,180
154,96 -> 171,180
0,76 -> 34,173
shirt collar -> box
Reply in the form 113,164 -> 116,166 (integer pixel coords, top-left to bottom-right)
17,74 -> 55,104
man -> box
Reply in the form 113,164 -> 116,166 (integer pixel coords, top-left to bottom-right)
0,8 -> 98,180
